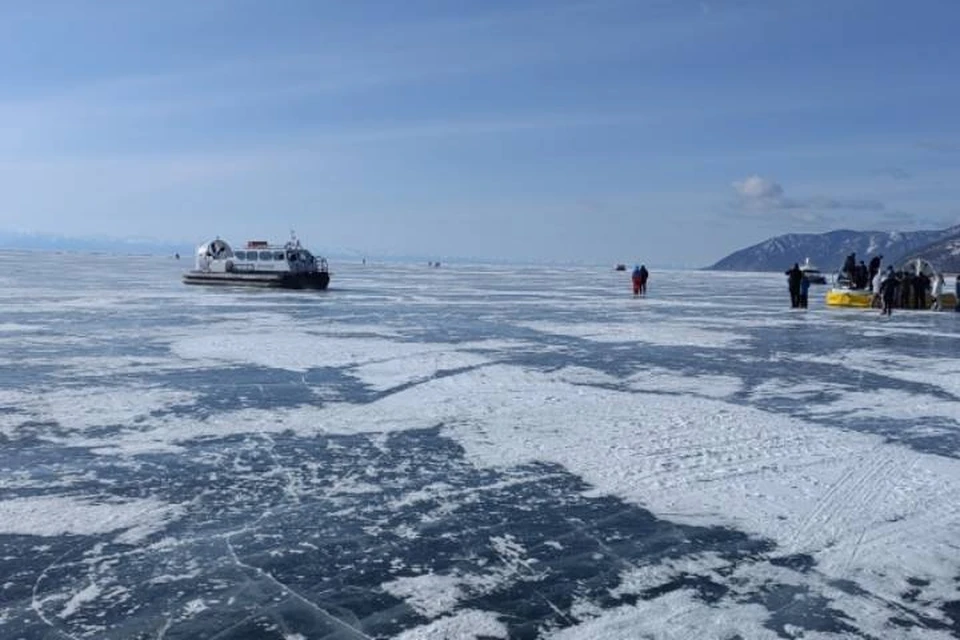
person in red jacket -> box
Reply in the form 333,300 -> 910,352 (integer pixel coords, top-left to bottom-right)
631,265 -> 642,297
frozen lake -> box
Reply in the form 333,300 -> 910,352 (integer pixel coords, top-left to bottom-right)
1,253 -> 959,639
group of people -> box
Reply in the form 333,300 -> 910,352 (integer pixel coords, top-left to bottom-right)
789,252 -> 960,315
841,253 -> 883,290
874,268 -> 955,315
631,265 -> 649,297
784,263 -> 811,308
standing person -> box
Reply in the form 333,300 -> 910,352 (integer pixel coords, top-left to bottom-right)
900,272 -> 913,309
842,253 -> 856,283
915,272 -> 930,309
879,267 -> 897,316
856,261 -> 869,289
868,255 -> 882,289
931,274 -> 945,311
785,263 -> 803,308
956,275 -> 960,312
799,274 -> 810,308
631,265 -> 642,297
639,265 -> 649,296
871,269 -> 884,308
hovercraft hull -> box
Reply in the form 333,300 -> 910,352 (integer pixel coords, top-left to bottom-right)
182,271 -> 330,290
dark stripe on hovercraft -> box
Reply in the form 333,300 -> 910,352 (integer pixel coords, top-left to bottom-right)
182,271 -> 330,290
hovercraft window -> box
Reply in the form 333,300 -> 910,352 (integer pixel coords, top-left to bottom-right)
248,252 -> 258,261
259,251 -> 273,260
273,251 -> 285,261
234,251 -> 246,260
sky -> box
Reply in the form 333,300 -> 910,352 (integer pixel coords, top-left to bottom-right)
1,0 -> 960,267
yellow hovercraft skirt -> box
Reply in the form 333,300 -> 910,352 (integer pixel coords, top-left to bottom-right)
825,289 -> 874,308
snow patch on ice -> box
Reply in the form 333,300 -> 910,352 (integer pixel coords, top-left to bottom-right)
392,608 -> 508,639
286,363 -> 960,624
518,320 -> 747,348
797,349 -> 960,398
382,573 -> 465,618
58,581 -> 101,619
626,367 -> 742,399
183,598 -> 207,617
352,351 -> 489,392
171,330 -> 517,376
0,495 -> 182,542
5,386 -> 198,434
547,589 -> 781,640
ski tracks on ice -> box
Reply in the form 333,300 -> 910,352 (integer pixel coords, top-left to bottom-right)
781,443 -> 945,566
630,412 -> 817,490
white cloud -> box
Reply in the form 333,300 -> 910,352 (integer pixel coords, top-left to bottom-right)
732,175 -> 783,201
731,175 -> 885,227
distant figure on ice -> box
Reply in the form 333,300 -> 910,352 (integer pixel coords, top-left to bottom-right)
799,274 -> 810,308
175,252 -> 180,260
639,265 -> 649,296
631,265 -> 642,297
785,263 -> 803,308
956,275 -> 960,312
879,266 -> 897,316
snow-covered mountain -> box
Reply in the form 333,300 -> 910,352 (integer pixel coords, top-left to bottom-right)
707,227 -> 960,272
901,227 -> 960,272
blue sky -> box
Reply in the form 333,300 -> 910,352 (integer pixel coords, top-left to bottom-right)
1,0 -> 959,266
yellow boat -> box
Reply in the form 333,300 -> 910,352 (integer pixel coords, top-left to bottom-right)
825,287 -> 874,308
825,288 -> 957,310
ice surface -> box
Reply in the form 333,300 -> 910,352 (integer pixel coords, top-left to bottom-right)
1,255 -> 959,639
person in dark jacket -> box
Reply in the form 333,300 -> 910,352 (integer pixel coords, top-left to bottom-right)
842,253 -> 856,282
799,275 -> 810,308
785,263 -> 803,308
879,267 -> 897,316
638,265 -> 649,296
868,255 -> 882,289
915,272 -> 930,309
856,261 -> 869,289
900,272 -> 913,309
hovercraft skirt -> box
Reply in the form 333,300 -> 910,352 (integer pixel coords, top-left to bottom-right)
182,271 -> 330,290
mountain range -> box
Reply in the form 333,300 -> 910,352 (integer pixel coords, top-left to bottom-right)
708,225 -> 960,273
0,231 -> 191,256
0,231 -> 492,265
